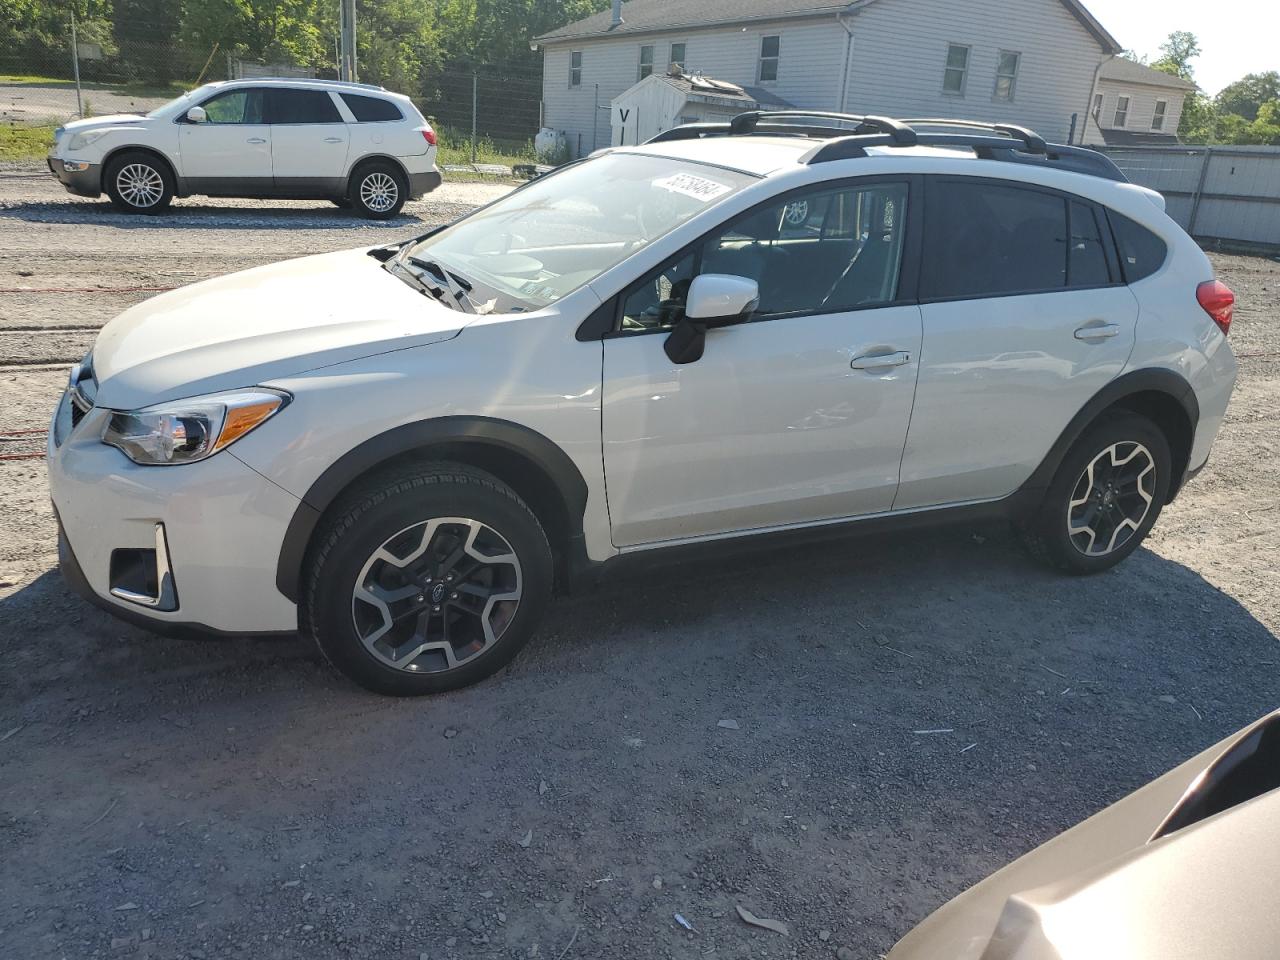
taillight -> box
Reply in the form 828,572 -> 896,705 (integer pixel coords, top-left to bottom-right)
1197,280 -> 1235,336
420,127 -> 437,146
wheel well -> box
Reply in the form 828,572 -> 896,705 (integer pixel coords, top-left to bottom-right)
101,145 -> 177,189
347,155 -> 410,189
1106,390 -> 1195,498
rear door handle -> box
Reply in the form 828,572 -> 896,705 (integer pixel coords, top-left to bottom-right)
851,350 -> 911,370
246,137 -> 267,144
1074,322 -> 1121,340
323,137 -> 344,143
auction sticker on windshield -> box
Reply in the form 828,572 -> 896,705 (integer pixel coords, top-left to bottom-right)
653,172 -> 734,202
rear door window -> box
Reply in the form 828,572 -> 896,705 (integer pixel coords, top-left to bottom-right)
340,93 -> 403,122
266,89 -> 343,124
923,180 -> 1068,299
1109,213 -> 1168,282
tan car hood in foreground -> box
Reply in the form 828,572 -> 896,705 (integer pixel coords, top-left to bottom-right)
890,709 -> 1280,960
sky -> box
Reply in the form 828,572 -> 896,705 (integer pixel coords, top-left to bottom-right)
1082,0 -> 1275,95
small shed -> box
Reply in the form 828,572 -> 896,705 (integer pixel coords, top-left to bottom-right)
610,66 -> 793,147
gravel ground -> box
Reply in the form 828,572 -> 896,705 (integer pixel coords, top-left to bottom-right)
1,166 -> 1277,960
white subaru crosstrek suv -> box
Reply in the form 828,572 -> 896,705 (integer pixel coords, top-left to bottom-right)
48,113 -> 1238,695
47,78 -> 440,219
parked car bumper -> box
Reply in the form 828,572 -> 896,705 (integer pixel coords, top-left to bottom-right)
48,387 -> 301,635
408,167 -> 442,199
48,157 -> 102,198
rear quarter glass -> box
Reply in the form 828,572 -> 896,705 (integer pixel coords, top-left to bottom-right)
1109,212 -> 1168,282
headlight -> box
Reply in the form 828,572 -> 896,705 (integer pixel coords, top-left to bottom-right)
68,129 -> 110,151
102,389 -> 289,465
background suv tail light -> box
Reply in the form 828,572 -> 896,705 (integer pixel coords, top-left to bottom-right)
420,127 -> 437,146
1197,280 -> 1235,336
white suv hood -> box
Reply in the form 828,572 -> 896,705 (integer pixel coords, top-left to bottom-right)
58,113 -> 147,135
91,248 -> 466,410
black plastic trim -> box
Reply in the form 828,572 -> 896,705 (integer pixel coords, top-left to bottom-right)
274,416 -> 590,603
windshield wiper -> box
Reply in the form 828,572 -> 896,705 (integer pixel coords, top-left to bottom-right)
402,256 -> 480,314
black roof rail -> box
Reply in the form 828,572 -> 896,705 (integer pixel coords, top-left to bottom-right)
729,111 -> 917,145
642,112 -> 1127,183
898,118 -> 1048,154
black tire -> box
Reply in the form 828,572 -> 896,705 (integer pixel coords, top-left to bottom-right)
306,462 -> 553,695
103,150 -> 174,214
1016,412 -> 1172,574
348,161 -> 408,220
330,197 -> 352,209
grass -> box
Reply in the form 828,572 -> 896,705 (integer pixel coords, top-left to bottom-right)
433,127 -> 540,169
0,123 -> 55,162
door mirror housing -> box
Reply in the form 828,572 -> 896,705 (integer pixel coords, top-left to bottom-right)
185,106 -> 207,124
664,274 -> 759,365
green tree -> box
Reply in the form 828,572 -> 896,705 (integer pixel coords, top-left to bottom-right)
1151,30 -> 1200,82
1216,71 -> 1280,122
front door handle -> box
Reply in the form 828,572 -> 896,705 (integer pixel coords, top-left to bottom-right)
1074,322 -> 1121,340
246,137 -> 267,144
851,350 -> 911,370
323,137 -> 344,143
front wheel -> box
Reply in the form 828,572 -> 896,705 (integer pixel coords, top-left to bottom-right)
104,151 -> 174,214
306,463 -> 553,695
1017,413 -> 1172,574
348,162 -> 408,220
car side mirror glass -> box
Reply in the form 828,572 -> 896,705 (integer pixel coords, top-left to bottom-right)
664,274 -> 759,365
186,106 -> 207,124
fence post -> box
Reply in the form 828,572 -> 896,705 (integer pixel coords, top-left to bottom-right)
1188,146 -> 1213,238
69,11 -> 83,119
470,71 -> 478,164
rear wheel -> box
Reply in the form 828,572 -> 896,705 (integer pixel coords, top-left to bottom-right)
348,161 -> 408,220
104,150 -> 174,214
1017,413 -> 1171,574
306,463 -> 553,695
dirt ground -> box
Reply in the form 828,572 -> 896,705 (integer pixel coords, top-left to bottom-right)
1,167 -> 1277,960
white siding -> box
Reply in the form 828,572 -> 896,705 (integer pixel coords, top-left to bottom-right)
840,0 -> 1105,143
541,18 -> 847,156
1082,80 -> 1187,144
541,0 -> 1111,154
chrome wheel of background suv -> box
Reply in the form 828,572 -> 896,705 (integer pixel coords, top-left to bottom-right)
352,517 -> 522,673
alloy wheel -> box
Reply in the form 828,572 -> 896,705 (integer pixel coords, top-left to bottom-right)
359,172 -> 399,213
351,517 -> 522,673
116,163 -> 164,208
1066,441 -> 1156,557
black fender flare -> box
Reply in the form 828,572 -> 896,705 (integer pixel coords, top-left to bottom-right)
1012,367 -> 1199,515
274,416 -> 589,604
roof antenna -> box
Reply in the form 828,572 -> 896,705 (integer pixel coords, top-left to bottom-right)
610,0 -> 624,27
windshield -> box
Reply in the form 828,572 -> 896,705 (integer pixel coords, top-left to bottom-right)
404,153 -> 756,311
146,85 -> 213,118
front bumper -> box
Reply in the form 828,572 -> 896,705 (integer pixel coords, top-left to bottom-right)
47,157 -> 102,198
48,387 -> 302,634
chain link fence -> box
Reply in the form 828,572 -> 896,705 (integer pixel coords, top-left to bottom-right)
1,19 -> 549,172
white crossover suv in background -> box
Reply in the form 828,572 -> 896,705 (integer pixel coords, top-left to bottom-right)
47,78 -> 441,218
48,113 -> 1238,695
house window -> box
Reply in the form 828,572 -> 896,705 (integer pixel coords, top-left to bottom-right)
994,50 -> 1020,101
1152,99 -> 1168,130
638,45 -> 654,80
1092,93 -> 1103,122
670,42 -> 686,72
569,51 -> 582,87
943,43 -> 970,95
1114,95 -> 1129,127
758,35 -> 780,82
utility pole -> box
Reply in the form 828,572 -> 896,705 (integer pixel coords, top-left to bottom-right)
69,10 -> 83,118
338,0 -> 357,82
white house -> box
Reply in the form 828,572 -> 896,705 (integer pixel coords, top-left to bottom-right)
532,0 -> 1123,157
1082,57 -> 1197,146
610,67 -> 793,146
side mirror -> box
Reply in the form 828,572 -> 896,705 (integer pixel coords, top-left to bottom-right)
185,106 -> 207,123
664,274 -> 758,364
